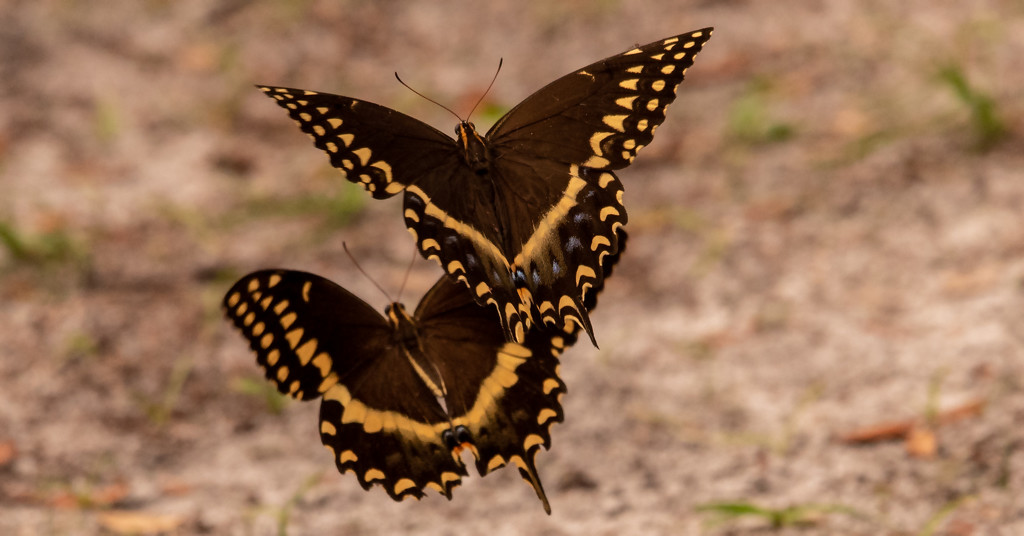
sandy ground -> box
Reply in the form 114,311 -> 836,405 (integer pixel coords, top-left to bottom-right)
2,1 -> 1023,534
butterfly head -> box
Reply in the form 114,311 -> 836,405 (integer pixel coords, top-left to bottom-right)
455,121 -> 490,175
385,302 -> 420,347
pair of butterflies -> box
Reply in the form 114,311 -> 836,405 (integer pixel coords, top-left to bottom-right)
224,28 -> 712,514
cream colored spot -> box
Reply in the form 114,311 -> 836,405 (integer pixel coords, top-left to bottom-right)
623,139 -> 637,150
340,159 -> 353,170
316,106 -> 328,114
537,408 -> 558,425
289,381 -> 300,395
285,328 -> 304,349
575,265 -> 596,285
602,115 -> 627,132
524,434 -> 545,450
371,161 -> 393,182
448,260 -> 465,274
674,52 -> 688,60
599,206 -> 620,221
252,321 -> 265,336
321,421 -> 337,435
296,338 -> 317,365
260,333 -> 274,349
247,278 -> 260,292
359,174 -> 371,184
626,65 -> 643,74
286,103 -> 297,110
475,282 -> 490,297
624,47 -> 642,55
583,155 -> 611,168
326,142 -> 338,153
486,455 -> 506,472
235,302 -> 248,316
394,479 -> 417,495
312,352 -> 333,377
384,182 -> 403,194
651,53 -> 664,61
273,300 -> 289,315
266,349 -> 280,366
338,133 -> 354,146
302,281 -> 312,302
227,292 -> 240,307
260,296 -> 273,310
619,79 -> 639,90
299,112 -> 312,121
622,151 -> 632,160
276,366 -> 289,382
268,274 -> 282,288
353,147 -> 372,166
404,208 -> 419,222
615,96 -> 636,110
244,312 -> 255,327
421,238 -> 440,251
684,39 -> 697,47
589,131 -> 613,156
637,119 -> 649,131
327,117 -> 342,128
339,450 -> 358,464
313,125 -> 325,136
279,312 -> 297,329
663,36 -> 680,45
303,90 -> 318,95
646,99 -> 659,111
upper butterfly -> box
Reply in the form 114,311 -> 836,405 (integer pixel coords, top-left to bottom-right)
258,28 -> 712,345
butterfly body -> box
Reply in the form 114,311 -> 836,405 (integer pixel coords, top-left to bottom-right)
258,28 -> 712,345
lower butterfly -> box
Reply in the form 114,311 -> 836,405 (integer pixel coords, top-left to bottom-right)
221,232 -> 623,512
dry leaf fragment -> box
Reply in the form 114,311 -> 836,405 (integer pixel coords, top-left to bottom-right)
97,510 -> 185,534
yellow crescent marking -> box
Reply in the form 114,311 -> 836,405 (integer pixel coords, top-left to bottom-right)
558,295 -> 578,313
285,328 -> 304,349
421,238 -> 440,251
537,408 -> 558,425
327,118 -> 342,128
626,65 -> 643,74
664,36 -> 680,44
312,353 -> 333,376
600,206 -> 620,221
353,147 -> 372,166
583,155 -> 611,168
475,282 -> 490,297
312,125 -> 325,136
425,482 -> 444,493
538,300 -> 555,313
296,338 -> 317,365
615,96 -> 636,109
486,455 -> 506,472
279,312 -> 297,329
448,260 -> 465,273
589,131 -> 613,156
624,47 -> 642,55
252,322 -> 265,336
441,472 -> 461,485
273,300 -> 289,314
404,208 -> 419,222
260,333 -> 274,349
363,469 -> 385,483
371,161 -> 393,182
276,366 -> 289,382
619,79 -> 639,90
651,80 -> 666,92
523,434 -> 545,450
227,292 -> 240,307
243,312 -> 255,327
317,373 -> 338,393
575,265 -> 596,285
339,450 -> 358,463
602,114 -> 626,132
394,479 -> 417,495
302,281 -> 312,302
591,235 -> 611,251
266,349 -> 280,366
599,172 -> 617,189
321,421 -> 337,435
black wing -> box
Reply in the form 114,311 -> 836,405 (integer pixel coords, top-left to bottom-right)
257,86 -> 460,199
223,270 -> 468,502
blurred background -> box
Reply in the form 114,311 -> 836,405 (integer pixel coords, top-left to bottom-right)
2,1 -> 1022,534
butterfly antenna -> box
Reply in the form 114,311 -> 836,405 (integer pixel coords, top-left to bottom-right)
395,72 -> 463,122
395,244 -> 419,305
466,58 -> 502,120
342,242 -> 393,303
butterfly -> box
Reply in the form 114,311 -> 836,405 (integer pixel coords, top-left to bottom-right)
257,28 -> 712,346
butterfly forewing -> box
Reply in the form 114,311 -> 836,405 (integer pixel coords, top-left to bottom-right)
257,87 -> 458,199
